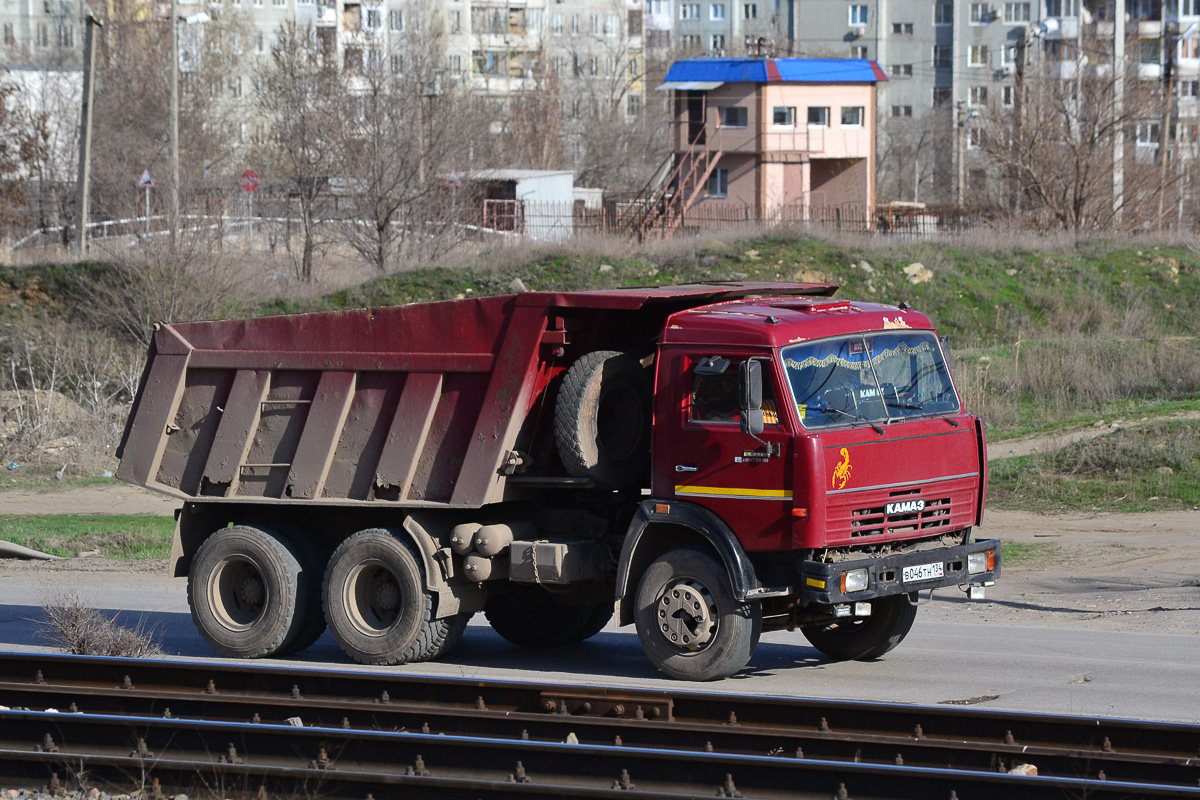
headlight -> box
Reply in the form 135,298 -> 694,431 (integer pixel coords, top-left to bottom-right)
842,568 -> 869,593
967,551 -> 990,574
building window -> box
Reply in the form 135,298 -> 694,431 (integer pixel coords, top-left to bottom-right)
1004,2 -> 1031,21
3,23 -> 15,46
720,106 -> 748,127
807,105 -> 829,126
365,7 -> 383,30
891,105 -> 913,117
710,33 -> 725,49
891,63 -> 913,77
933,45 -> 952,67
57,24 -> 74,48
891,21 -> 913,33
706,168 -> 728,197
934,2 -> 953,23
648,0 -> 668,13
551,13 -> 562,32
36,23 -> 48,47
1179,79 -> 1200,99
966,127 -> 981,149
743,2 -> 756,16
570,13 -> 579,33
589,56 -> 599,74
681,33 -> 701,48
969,85 -> 988,105
710,2 -> 726,18
605,12 -> 620,33
1000,43 -> 1017,66
841,106 -> 863,126
680,2 -> 700,17
1173,0 -> 1199,14
590,12 -> 600,32
1136,122 -> 1160,145
969,2 -> 990,22
1045,0 -> 1076,15
391,53 -> 403,73
552,55 -> 566,73
933,86 -> 952,105
1002,85 -> 1015,105
606,55 -> 616,74
1179,37 -> 1200,59
773,105 -> 796,126
255,31 -> 264,53
850,44 -> 869,57
628,93 -> 642,116
228,76 -> 243,98
448,53 -> 462,71
968,44 -> 989,66
849,4 -> 868,25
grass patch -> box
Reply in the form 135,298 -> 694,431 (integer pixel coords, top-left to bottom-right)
0,514 -> 173,559
984,398 -> 1200,442
0,472 -> 121,493
988,421 -> 1200,512
1001,541 -> 1062,565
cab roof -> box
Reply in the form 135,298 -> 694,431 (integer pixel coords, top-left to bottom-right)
661,297 -> 935,348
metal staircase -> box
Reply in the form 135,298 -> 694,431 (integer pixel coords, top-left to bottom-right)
629,102 -> 723,239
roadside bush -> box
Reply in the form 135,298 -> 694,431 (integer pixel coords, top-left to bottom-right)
39,592 -> 162,657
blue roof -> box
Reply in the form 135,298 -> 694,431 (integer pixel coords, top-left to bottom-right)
663,58 -> 888,84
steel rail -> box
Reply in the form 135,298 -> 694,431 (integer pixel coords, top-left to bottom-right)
1,709 -> 1195,800
0,651 -> 1197,796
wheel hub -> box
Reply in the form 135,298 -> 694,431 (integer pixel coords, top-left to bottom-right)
655,580 -> 716,651
237,575 -> 265,607
374,579 -> 400,612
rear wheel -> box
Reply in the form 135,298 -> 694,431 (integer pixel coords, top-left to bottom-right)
323,529 -> 432,665
633,548 -> 761,681
485,585 -> 610,648
801,593 -> 918,661
188,525 -> 309,659
277,534 -> 327,655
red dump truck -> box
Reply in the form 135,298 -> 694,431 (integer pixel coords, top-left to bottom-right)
117,281 -> 998,681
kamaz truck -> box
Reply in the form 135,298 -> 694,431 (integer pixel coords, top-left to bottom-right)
117,281 -> 998,681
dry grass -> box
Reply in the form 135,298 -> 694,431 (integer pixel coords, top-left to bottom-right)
39,592 -> 162,657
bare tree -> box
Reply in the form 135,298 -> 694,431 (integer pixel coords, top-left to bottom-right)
974,35 -> 1164,231
331,0 -> 484,271
253,20 -> 344,281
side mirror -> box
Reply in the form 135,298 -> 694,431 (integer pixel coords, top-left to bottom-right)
742,408 -> 764,436
739,359 -> 762,411
739,360 -> 763,436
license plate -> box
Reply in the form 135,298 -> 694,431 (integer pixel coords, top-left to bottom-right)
903,561 -> 945,583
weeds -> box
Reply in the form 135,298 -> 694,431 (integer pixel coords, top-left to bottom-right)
39,591 -> 162,657
988,421 -> 1200,511
0,514 -> 174,558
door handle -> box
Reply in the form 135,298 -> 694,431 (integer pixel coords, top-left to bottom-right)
675,465 -> 698,472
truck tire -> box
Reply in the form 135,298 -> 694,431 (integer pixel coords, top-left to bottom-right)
484,585 -> 607,648
801,593 -> 918,661
188,525 -> 311,659
555,350 -> 652,488
633,548 -> 761,681
567,601 -> 614,643
322,529 -> 433,666
277,535 -> 328,655
410,612 -> 474,662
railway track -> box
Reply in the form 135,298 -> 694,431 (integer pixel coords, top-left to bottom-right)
0,651 -> 1197,799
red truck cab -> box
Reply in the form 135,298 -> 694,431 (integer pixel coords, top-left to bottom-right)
615,295 -> 997,679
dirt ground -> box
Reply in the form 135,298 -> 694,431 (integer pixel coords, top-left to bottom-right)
1,481 -> 1198,637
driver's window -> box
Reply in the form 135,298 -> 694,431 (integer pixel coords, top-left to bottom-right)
689,357 -> 778,425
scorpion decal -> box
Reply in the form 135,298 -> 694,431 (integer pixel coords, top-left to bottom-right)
831,447 -> 852,490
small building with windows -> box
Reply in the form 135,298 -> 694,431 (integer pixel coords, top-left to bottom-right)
649,58 -> 885,231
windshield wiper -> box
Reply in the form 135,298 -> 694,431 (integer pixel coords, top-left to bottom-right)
885,400 -> 925,411
811,404 -> 885,435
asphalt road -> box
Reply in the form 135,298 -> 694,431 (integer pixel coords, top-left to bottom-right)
0,578 -> 1195,725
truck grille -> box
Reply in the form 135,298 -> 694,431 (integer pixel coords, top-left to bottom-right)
850,495 -> 952,538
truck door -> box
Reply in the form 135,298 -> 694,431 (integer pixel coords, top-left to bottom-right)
667,353 -> 794,552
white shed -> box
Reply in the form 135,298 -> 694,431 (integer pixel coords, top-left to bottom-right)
468,169 -> 575,242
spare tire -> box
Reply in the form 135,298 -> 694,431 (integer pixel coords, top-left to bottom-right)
554,350 -> 652,488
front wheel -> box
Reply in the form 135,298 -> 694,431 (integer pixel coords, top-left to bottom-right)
634,548 -> 761,681
801,593 -> 917,661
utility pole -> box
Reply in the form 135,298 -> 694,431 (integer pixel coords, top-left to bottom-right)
74,13 -> 100,258
1157,14 -> 1174,228
169,0 -> 180,250
1112,0 -> 1125,224
1013,27 -> 1026,217
956,100 -> 966,206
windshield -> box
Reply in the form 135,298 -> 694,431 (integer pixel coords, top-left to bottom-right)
781,331 -> 960,430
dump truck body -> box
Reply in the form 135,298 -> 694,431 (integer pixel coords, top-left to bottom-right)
118,282 -> 998,681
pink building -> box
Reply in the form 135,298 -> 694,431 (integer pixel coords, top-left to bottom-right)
650,58 -> 886,231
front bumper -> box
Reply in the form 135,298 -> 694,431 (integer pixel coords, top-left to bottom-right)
800,538 -> 1001,604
